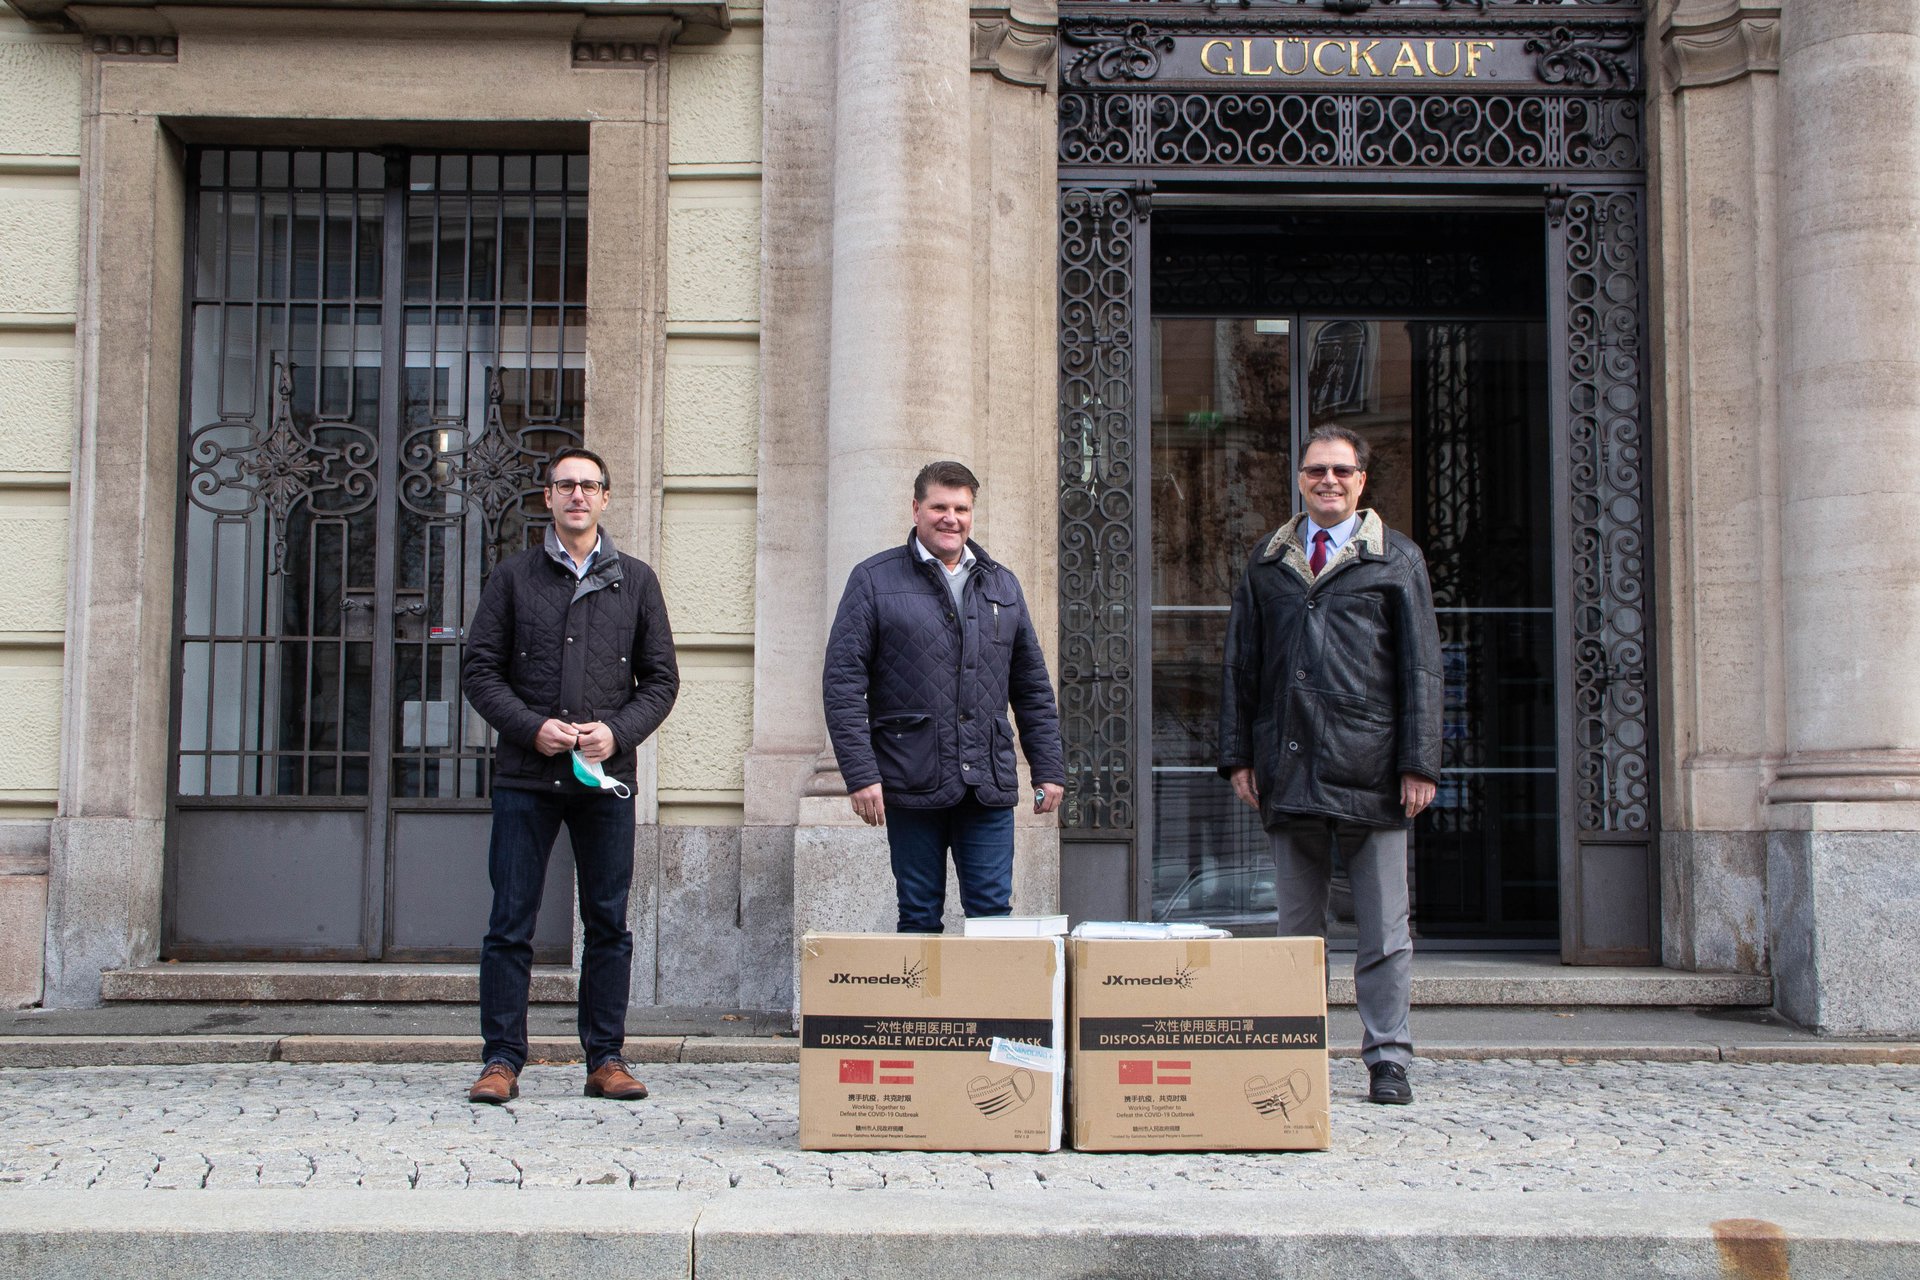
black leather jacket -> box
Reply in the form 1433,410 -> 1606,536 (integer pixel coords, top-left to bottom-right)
464,527 -> 679,792
1218,511 -> 1443,829
823,534 -> 1065,809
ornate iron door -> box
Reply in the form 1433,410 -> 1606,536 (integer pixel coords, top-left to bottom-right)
1057,0 -> 1657,962
166,149 -> 589,961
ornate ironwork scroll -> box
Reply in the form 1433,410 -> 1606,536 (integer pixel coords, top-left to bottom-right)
399,371 -> 568,572
1062,91 -> 1641,171
185,360 -> 378,575
1556,188 -> 1651,834
1058,186 -> 1142,830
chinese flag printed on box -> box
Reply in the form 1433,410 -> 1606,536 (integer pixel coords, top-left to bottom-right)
839,1059 -> 874,1085
1117,1060 -> 1153,1084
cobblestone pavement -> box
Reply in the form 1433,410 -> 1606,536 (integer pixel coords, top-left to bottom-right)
1,1060 -> 1915,1206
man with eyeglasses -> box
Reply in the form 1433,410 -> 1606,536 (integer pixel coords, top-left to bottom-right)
461,446 -> 678,1105
1219,425 -> 1442,1105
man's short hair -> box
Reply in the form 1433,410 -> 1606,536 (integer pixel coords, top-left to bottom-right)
1303,426 -> 1370,473
548,445 -> 610,490
914,460 -> 980,501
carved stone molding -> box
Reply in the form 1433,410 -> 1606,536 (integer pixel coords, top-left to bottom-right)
1528,25 -> 1638,91
973,4 -> 1061,88
574,40 -> 664,67
1662,2 -> 1780,89
88,33 -> 177,61
572,15 -> 680,67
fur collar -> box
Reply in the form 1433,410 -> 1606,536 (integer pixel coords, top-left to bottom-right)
1262,509 -> 1386,586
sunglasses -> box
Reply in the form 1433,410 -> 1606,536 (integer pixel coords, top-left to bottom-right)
1299,464 -> 1362,480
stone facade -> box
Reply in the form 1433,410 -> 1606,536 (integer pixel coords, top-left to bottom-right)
0,9 -> 79,1007
1,0 -> 1917,1035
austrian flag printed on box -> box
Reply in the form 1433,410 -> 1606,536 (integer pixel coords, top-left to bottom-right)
1118,1059 -> 1190,1084
878,1059 -> 915,1084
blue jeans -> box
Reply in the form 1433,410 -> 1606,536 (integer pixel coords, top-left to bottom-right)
479,785 -> 635,1073
884,792 -> 1016,933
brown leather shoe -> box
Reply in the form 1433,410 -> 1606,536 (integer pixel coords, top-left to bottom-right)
584,1057 -> 649,1100
468,1060 -> 519,1105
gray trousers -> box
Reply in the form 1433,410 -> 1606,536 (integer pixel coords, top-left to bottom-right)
1268,816 -> 1412,1068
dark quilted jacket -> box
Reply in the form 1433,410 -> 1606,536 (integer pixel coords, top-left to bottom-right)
463,527 -> 679,792
823,535 -> 1065,809
1218,510 -> 1442,829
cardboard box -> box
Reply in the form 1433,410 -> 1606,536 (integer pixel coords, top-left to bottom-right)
1069,936 -> 1330,1151
799,932 -> 1065,1152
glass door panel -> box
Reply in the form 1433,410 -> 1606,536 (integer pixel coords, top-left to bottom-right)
1148,318 -> 1293,930
1305,319 -> 1556,940
1146,312 -> 1556,942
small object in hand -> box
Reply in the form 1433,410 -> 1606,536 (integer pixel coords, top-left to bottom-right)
1034,788 -> 1046,812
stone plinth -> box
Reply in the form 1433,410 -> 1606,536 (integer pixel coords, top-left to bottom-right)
1766,804 -> 1920,1036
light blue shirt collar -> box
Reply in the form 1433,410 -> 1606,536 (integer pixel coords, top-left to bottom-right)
1304,512 -> 1361,556
561,534 -> 602,579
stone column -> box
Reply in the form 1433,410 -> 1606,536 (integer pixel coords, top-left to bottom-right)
794,0 -> 981,945
1651,0 -> 1783,976
1767,0 -> 1920,1034
787,1 -> 1062,992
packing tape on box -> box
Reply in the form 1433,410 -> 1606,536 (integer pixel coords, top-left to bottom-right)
988,1036 -> 1064,1074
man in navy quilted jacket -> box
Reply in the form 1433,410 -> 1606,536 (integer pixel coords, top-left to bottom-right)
823,460 -> 1066,932
462,447 -> 678,1106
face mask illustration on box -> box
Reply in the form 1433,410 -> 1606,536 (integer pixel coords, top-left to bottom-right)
967,1069 -> 1035,1117
1245,1069 -> 1313,1119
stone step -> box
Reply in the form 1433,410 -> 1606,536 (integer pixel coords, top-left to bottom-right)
0,1190 -> 1911,1279
100,963 -> 578,1004
98,954 -> 1772,1008
1330,953 -> 1773,1007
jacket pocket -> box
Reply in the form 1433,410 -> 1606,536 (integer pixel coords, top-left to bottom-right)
978,578 -> 1020,647
989,717 -> 1018,790
872,711 -> 939,793
1316,693 -> 1395,792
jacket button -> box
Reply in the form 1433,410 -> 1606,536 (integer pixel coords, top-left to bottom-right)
960,713 -> 971,722
1296,670 -> 1307,680
567,637 -> 574,643
963,762 -> 973,770
1288,741 -> 1300,752
1306,601 -> 1316,611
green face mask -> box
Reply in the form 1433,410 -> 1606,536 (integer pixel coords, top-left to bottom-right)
570,750 -> 632,800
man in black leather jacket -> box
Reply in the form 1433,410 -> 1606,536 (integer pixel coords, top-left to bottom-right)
823,460 -> 1066,932
461,447 -> 678,1106
1220,426 -> 1442,1105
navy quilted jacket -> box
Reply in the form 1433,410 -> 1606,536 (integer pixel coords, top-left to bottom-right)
823,534 -> 1065,809
463,527 -> 679,792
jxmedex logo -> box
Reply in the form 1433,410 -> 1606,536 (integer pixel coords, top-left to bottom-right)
1102,964 -> 1196,989
828,959 -> 927,988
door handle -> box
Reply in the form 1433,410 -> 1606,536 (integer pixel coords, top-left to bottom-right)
394,602 -> 427,617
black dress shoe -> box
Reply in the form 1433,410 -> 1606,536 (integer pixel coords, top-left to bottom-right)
1368,1061 -> 1412,1105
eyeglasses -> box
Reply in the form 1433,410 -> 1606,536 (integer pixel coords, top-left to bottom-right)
1299,464 -> 1362,480
549,478 -> 605,496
